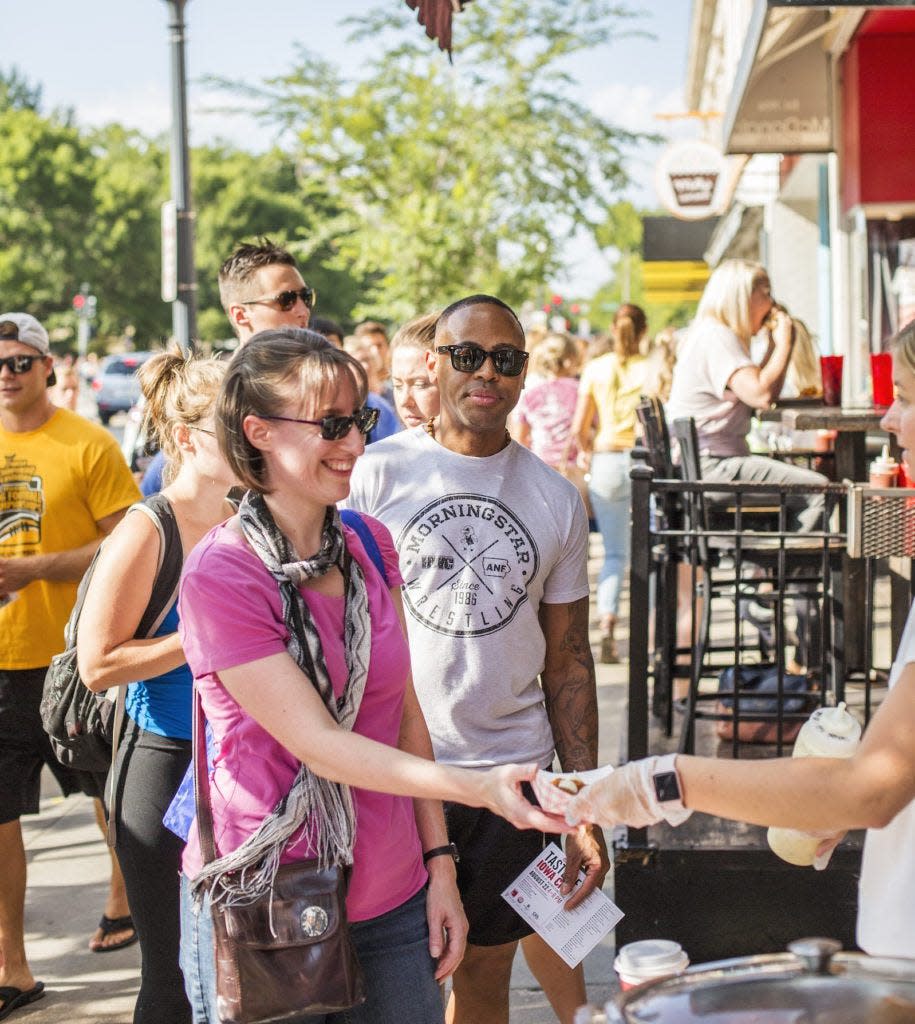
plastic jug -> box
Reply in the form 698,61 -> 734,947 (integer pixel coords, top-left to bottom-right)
767,702 -> 862,866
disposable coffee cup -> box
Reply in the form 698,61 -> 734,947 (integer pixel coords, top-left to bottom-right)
614,939 -> 689,991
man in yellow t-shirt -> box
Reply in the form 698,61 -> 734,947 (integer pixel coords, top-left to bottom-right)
0,313 -> 140,1013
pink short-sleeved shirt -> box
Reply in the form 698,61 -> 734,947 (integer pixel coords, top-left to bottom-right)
178,515 -> 426,923
515,377 -> 580,466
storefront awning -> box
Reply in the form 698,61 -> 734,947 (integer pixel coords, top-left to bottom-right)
723,0 -> 836,155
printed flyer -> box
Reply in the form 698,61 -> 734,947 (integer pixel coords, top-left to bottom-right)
500,842 -> 624,968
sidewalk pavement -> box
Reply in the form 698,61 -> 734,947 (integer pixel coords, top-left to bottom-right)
16,540 -> 627,1023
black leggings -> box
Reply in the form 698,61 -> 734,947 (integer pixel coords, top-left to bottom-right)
112,716 -> 192,1024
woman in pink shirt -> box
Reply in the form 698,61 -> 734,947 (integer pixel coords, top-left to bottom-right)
513,331 -> 582,467
177,329 -> 565,1024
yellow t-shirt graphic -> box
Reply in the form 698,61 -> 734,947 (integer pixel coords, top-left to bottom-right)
0,408 -> 140,669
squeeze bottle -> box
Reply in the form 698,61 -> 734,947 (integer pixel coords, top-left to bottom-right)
869,445 -> 899,488
767,702 -> 862,866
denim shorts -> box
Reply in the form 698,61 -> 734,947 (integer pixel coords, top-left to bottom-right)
180,875 -> 444,1024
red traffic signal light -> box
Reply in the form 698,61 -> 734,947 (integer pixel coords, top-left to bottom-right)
551,294 -> 563,306
73,294 -> 86,311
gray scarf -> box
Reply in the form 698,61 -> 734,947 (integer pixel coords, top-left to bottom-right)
192,492 -> 371,907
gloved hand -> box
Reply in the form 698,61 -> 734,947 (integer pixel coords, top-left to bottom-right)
813,832 -> 846,871
565,757 -> 692,829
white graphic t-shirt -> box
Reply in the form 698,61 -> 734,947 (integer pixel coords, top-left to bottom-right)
345,427 -> 590,768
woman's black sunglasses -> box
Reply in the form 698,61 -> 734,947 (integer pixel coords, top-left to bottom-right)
240,285 -> 317,313
0,354 -> 41,374
259,405 -> 380,441
435,344 -> 529,377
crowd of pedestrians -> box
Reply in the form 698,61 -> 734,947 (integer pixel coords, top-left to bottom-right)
2,246 -> 914,1024
0,242 -> 626,1024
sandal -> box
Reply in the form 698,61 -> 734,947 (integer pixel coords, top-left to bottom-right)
0,982 -> 45,1021
89,914 -> 138,953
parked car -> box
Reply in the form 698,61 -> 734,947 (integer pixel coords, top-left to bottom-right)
92,352 -> 155,425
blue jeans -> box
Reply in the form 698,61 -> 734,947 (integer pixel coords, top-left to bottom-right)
180,877 -> 443,1024
588,451 -> 632,618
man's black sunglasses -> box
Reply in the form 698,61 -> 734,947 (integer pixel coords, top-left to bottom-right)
435,344 -> 529,377
259,405 -> 380,441
240,286 -> 317,313
0,354 -> 41,375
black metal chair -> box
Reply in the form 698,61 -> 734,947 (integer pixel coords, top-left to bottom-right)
670,417 -> 837,754
633,397 -> 684,732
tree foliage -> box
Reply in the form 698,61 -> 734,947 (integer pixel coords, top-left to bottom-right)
2,2 -> 650,344
211,0 -> 646,321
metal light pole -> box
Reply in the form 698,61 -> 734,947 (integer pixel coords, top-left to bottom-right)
163,0 -> 197,353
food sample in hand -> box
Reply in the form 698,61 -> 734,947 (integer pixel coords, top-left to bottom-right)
552,776 -> 586,794
532,766 -> 614,815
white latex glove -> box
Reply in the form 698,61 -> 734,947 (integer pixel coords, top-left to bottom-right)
565,757 -> 692,829
813,833 -> 845,871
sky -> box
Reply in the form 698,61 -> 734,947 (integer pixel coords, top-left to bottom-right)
3,1 -> 695,295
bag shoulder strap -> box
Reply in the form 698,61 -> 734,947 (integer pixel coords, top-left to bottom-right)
129,494 -> 184,636
340,509 -> 388,585
107,494 -> 184,849
193,684 -> 217,866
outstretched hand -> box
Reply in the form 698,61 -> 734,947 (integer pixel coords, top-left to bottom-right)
566,758 -> 692,829
481,764 -> 575,834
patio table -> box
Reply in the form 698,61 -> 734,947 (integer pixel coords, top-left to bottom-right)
780,405 -> 886,482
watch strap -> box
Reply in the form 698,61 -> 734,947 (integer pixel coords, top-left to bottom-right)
422,842 -> 459,865
652,754 -> 692,825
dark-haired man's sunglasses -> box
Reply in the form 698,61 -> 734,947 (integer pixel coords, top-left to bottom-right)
260,405 -> 379,441
0,354 -> 41,374
240,286 -> 317,313
435,344 -> 529,377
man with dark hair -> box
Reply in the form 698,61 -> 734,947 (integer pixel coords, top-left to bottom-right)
311,318 -> 401,445
347,295 -> 608,1023
353,319 -> 392,382
218,238 -> 315,339
308,316 -> 345,348
0,313 -> 140,1016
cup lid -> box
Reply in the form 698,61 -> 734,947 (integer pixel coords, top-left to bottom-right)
616,940 -> 687,975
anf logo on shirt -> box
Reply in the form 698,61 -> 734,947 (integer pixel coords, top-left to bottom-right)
398,494 -> 540,637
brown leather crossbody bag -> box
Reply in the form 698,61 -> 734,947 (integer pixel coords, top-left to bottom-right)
192,690 -> 365,1024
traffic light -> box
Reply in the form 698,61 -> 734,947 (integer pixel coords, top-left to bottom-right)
72,294 -> 86,311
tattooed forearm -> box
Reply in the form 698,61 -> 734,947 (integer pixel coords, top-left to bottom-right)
539,597 -> 599,772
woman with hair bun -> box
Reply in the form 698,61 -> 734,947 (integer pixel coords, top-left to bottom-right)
572,304 -> 653,662
76,350 -> 236,1024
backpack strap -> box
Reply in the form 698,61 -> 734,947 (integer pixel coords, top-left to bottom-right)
106,493 -> 184,846
340,509 -> 388,586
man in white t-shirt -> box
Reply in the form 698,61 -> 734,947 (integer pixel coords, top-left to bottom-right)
346,295 -> 608,1024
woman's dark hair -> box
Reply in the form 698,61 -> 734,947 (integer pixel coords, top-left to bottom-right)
217,328 -> 368,494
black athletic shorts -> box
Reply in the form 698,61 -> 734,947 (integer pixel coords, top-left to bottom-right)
443,780 -> 560,947
0,668 -> 105,824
